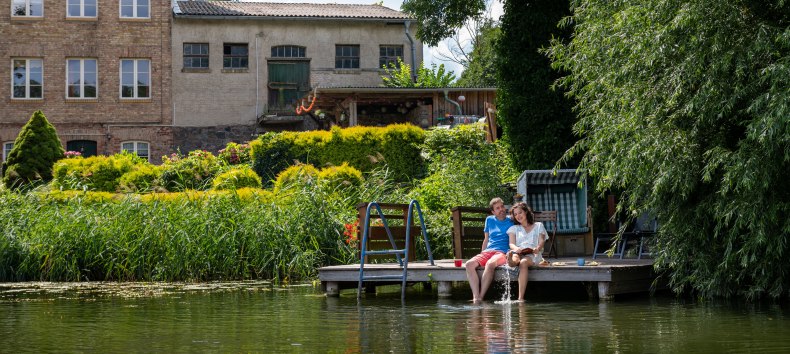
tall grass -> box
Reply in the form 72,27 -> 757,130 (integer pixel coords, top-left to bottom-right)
0,166 -> 408,283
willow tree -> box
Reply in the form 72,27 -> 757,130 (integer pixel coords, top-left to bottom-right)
548,1 -> 790,298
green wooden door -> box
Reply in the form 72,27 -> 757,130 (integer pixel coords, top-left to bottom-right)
267,61 -> 310,112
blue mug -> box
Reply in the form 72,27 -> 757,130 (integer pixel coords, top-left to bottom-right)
577,258 -> 585,266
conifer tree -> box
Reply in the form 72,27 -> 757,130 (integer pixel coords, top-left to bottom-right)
2,110 -> 64,190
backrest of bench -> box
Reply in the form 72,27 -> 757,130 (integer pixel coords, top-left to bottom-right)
451,206 -> 490,259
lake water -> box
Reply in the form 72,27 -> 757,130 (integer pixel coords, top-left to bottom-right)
1,281 -> 789,353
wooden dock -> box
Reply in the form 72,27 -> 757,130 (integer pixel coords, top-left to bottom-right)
318,258 -> 660,301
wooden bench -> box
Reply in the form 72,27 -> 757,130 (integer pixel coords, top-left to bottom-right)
451,206 -> 558,259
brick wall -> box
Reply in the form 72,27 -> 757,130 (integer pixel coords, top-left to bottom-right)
0,0 -> 172,161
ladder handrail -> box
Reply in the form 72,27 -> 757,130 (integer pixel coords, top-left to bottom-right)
357,200 -> 433,300
406,200 -> 434,266
359,202 -> 402,266
358,201 -> 409,299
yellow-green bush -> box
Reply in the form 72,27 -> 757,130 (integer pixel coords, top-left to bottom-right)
119,164 -> 162,193
273,164 -> 319,192
52,152 -> 145,192
159,150 -> 221,191
317,163 -> 363,190
212,165 -> 262,190
251,124 -> 425,184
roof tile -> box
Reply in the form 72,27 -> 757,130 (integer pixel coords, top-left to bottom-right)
175,1 -> 410,20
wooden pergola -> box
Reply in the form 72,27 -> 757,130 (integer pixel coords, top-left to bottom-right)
269,86 -> 498,141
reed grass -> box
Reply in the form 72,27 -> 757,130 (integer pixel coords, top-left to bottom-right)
0,167 -> 409,283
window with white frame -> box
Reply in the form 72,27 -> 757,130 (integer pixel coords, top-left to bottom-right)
2,142 -> 13,162
335,45 -> 360,69
67,59 -> 97,98
67,0 -> 96,18
120,59 -> 150,99
12,59 -> 43,99
119,0 -> 149,19
12,0 -> 43,17
121,141 -> 149,161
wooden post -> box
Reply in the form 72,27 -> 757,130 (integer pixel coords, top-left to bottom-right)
607,194 -> 617,233
597,282 -> 614,302
325,281 -> 340,297
437,281 -> 453,298
451,207 -> 464,259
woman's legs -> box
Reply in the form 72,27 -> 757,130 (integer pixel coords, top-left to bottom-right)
517,257 -> 535,301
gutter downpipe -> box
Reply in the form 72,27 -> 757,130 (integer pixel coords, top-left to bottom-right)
404,21 -> 417,83
444,90 -> 463,115
255,32 -> 264,121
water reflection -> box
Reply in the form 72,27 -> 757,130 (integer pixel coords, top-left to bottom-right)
2,282 -> 790,353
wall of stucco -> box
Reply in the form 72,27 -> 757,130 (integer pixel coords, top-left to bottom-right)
171,17 -> 423,128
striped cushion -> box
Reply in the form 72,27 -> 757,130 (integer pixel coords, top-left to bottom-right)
528,191 -> 587,234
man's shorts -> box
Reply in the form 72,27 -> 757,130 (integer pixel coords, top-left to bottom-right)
469,250 -> 506,267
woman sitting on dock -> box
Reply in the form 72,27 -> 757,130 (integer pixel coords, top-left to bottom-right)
507,202 -> 549,302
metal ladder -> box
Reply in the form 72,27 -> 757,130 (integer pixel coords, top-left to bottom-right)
357,200 -> 434,300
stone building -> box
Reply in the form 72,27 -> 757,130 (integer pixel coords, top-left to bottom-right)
0,0 -> 172,163
171,0 -> 423,153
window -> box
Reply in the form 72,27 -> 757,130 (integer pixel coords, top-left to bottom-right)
183,43 -> 209,69
12,0 -> 42,17
12,59 -> 43,99
67,0 -> 96,17
67,59 -> 97,99
223,44 -> 248,69
119,0 -> 149,19
121,141 -> 149,161
120,59 -> 150,99
271,45 -> 305,58
335,45 -> 360,69
2,142 -> 13,162
379,45 -> 403,69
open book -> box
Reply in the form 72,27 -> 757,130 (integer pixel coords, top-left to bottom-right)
519,248 -> 534,255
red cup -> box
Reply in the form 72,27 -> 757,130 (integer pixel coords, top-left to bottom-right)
454,259 -> 463,267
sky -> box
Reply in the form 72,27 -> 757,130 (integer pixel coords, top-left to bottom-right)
239,0 -> 505,77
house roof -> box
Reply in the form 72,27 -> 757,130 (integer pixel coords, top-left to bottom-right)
174,1 -> 411,20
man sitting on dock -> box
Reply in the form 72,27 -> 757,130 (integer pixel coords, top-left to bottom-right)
466,197 -> 513,303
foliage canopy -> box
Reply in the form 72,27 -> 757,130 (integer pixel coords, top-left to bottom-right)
548,0 -> 790,298
401,0 -> 488,47
496,0 -> 576,170
381,58 -> 456,87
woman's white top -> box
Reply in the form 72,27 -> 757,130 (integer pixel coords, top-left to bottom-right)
507,222 -> 548,263
508,222 -> 548,249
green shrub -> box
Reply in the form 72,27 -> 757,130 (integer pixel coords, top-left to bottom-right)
119,164 -> 162,193
2,110 -> 64,190
318,163 -> 364,190
212,165 -> 262,190
273,164 -> 319,192
159,150 -> 221,191
52,152 -> 145,192
251,124 -> 425,183
218,142 -> 251,166
251,132 -> 302,187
